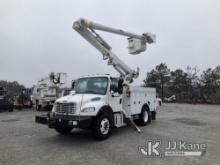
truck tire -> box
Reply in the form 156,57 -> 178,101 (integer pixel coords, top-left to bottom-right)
93,113 -> 112,140
8,108 -> 13,112
37,104 -> 42,111
55,126 -> 73,135
137,106 -> 151,126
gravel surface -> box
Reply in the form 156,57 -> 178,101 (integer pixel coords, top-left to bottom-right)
0,103 -> 220,165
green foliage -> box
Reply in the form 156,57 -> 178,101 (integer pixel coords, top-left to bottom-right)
144,63 -> 170,86
144,63 -> 170,99
169,69 -> 187,94
0,80 -> 25,96
144,64 -> 220,103
200,66 -> 220,100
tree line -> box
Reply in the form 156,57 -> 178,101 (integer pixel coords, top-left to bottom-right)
0,80 -> 25,96
1,64 -> 220,104
144,63 -> 220,104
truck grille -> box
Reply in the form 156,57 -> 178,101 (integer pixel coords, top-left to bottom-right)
56,103 -> 76,114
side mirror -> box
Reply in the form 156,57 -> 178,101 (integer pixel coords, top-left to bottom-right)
71,81 -> 75,90
110,84 -> 117,93
118,79 -> 123,94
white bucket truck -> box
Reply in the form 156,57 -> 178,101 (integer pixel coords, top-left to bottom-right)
32,72 -> 67,110
36,18 -> 157,140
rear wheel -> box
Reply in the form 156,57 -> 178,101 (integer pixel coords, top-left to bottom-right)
35,100 -> 41,111
55,126 -> 73,135
137,106 -> 151,126
93,113 -> 112,140
159,101 -> 162,106
37,104 -> 42,111
8,108 -> 13,112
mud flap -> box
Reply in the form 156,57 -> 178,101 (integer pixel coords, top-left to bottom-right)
151,111 -> 156,120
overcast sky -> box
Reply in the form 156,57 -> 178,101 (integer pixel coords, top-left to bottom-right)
0,0 -> 220,87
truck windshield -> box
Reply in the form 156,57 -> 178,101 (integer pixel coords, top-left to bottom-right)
75,77 -> 108,95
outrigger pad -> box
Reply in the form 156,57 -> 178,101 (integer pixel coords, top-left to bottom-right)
126,118 -> 142,133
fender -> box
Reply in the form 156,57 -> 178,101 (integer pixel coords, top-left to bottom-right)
95,105 -> 114,125
142,103 -> 156,120
96,105 -> 113,116
142,103 -> 150,111
79,100 -> 107,116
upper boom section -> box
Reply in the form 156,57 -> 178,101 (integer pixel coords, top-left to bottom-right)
76,18 -> 156,44
72,18 -> 155,83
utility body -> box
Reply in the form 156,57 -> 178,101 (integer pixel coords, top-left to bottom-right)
36,18 -> 157,140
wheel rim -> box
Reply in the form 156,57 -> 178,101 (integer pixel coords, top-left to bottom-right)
143,110 -> 148,122
100,118 -> 110,135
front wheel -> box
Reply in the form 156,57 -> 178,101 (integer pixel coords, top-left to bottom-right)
93,113 -> 112,140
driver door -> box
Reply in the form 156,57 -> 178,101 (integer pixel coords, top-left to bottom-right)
108,78 -> 122,112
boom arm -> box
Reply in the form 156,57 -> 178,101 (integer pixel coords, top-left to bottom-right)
72,18 -> 155,83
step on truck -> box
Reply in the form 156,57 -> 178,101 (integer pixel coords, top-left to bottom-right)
36,18 -> 157,140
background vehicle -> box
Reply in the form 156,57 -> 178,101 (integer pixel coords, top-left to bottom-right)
14,88 -> 32,110
32,72 -> 67,111
156,98 -> 162,106
164,95 -> 176,102
0,87 -> 14,112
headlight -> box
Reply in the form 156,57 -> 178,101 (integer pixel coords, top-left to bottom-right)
81,107 -> 95,112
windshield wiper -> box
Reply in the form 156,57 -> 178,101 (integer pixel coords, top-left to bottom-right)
75,90 -> 102,94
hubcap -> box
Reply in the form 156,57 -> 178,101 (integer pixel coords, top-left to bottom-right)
143,110 -> 148,122
100,118 -> 110,135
